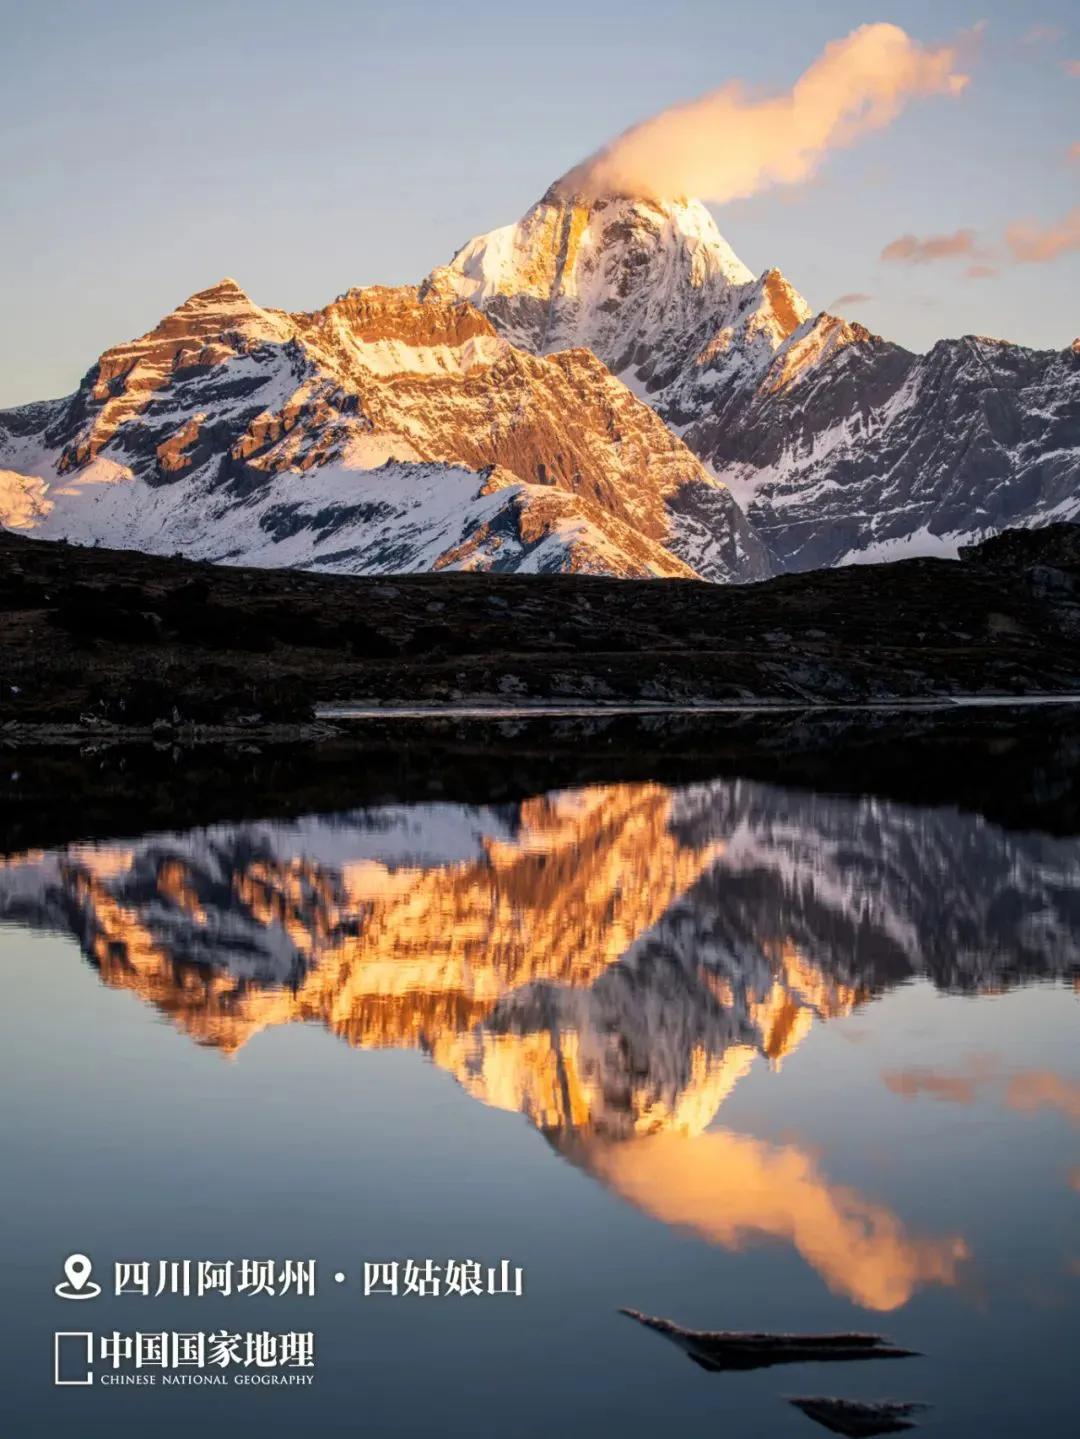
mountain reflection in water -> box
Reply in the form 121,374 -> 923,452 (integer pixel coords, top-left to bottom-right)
2,777 -> 1077,1312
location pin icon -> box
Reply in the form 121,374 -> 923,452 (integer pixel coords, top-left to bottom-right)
64,1254 -> 92,1292
55,1252 -> 101,1298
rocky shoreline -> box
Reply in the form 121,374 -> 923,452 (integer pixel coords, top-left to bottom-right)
5,701 -> 1080,858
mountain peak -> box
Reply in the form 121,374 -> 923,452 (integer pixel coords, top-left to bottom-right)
43,275 -> 295,473
447,187 -> 753,302
169,275 -> 267,321
427,184 -> 756,372
202,275 -> 246,296
541,178 -> 691,212
425,183 -> 824,419
752,268 -> 813,336
144,277 -> 293,352
165,276 -> 250,311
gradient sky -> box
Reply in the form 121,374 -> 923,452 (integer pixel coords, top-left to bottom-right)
2,0 -> 1077,406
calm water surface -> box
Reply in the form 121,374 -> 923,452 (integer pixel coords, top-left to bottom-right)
1,771 -> 1077,1436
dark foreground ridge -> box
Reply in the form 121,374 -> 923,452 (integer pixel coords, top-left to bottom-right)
0,523 -> 1078,727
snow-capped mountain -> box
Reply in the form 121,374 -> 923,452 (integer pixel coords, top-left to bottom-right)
2,181 -> 1076,581
431,188 -> 1080,570
0,276 -> 767,582
423,187 -> 772,385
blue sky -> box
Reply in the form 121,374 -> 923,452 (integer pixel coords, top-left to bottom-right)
1,0 -> 1077,405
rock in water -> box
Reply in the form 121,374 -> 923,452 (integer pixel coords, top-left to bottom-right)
618,1309 -> 918,1372
789,1397 -> 929,1436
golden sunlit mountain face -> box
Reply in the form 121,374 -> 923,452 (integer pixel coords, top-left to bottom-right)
28,784 -> 862,1130
68,785 -> 721,1063
4,776 -> 1077,1314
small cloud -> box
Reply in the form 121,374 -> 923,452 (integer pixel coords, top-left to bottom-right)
1069,142 -> 1080,162
1065,59 -> 1080,77
1022,23 -> 1063,46
828,291 -> 874,309
881,228 -> 983,264
883,1066 -> 983,1104
965,263 -> 998,279
883,1060 -> 1080,1128
1006,1071 -> 1080,1124
1006,206 -> 1080,262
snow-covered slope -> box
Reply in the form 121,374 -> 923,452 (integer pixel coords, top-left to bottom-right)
712,334 -> 1080,571
432,188 -> 1080,571
0,278 -> 768,582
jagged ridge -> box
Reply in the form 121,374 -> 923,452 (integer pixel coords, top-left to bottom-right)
431,188 -> 1080,570
0,275 -> 768,583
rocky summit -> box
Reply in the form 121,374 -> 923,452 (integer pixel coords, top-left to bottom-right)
1,182 -> 1077,583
